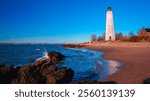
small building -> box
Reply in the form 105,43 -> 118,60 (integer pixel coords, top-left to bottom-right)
139,28 -> 150,36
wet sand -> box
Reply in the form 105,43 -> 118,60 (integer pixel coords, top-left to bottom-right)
85,42 -> 150,84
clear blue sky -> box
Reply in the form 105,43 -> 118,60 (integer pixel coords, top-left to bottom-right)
0,0 -> 150,43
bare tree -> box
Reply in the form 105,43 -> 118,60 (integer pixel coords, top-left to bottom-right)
128,31 -> 135,37
97,36 -> 102,41
91,34 -> 97,42
97,33 -> 105,41
116,32 -> 123,40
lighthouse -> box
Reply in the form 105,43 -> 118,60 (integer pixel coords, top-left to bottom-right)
105,7 -> 115,41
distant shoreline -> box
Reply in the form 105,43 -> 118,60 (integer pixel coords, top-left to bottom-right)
0,43 -> 64,45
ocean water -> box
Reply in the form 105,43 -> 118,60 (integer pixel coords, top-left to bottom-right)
0,44 -> 120,81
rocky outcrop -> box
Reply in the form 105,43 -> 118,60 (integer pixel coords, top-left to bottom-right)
64,44 -> 85,48
35,51 -> 65,66
0,51 -> 74,84
48,51 -> 65,63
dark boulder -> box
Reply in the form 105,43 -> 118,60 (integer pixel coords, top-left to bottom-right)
46,75 -> 56,84
13,64 -> 74,84
11,51 -> 74,84
48,51 -> 65,64
12,65 -> 45,84
55,68 -> 74,84
40,63 -> 58,76
35,51 -> 65,66
0,65 -> 20,84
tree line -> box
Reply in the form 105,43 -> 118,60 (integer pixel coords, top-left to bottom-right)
91,31 -> 136,42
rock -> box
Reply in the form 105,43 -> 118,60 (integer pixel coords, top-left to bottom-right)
35,59 -> 47,67
48,51 -> 65,64
40,63 -> 58,76
13,64 -> 51,84
46,75 -> 56,84
142,78 -> 150,84
10,51 -> 74,84
38,63 -> 74,84
13,64 -> 74,84
0,64 -> 5,68
64,44 -> 85,48
0,65 -> 20,84
13,65 -> 34,84
55,68 -> 74,84
35,51 -> 65,66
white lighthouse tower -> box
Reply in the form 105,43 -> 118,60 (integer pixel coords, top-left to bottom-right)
105,7 -> 115,41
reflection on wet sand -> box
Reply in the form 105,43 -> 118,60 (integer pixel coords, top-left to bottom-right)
94,60 -> 121,80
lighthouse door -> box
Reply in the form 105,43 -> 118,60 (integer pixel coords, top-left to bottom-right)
109,36 -> 111,40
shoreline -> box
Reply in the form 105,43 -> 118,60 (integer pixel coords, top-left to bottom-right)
0,44 -> 121,84
83,42 -> 150,84
1,43 -> 150,84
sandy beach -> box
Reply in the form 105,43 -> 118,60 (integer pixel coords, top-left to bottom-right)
85,42 -> 150,84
